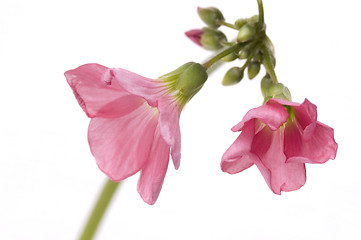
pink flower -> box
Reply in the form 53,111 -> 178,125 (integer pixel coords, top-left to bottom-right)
65,62 -> 207,204
185,29 -> 204,46
221,98 -> 338,194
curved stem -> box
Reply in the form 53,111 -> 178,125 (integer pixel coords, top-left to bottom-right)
241,58 -> 252,71
262,44 -> 278,83
79,179 -> 121,240
220,21 -> 239,30
202,42 -> 247,70
257,0 -> 264,25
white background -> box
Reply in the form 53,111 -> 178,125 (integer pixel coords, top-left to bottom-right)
1,0 -> 361,239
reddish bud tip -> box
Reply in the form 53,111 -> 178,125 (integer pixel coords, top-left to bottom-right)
185,29 -> 204,47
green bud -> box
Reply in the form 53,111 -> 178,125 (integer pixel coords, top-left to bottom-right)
234,18 -> 247,29
260,76 -> 292,101
247,61 -> 261,80
176,62 -> 208,97
201,27 -> 227,50
248,15 -> 259,25
237,23 -> 256,42
261,52 -> 276,68
222,67 -> 244,86
197,7 -> 224,29
238,49 -> 250,59
274,86 -> 292,101
269,83 -> 292,100
260,75 -> 273,97
269,83 -> 285,96
221,52 -> 238,62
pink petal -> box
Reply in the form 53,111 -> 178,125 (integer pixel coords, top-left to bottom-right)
185,29 -> 203,47
157,98 -> 182,169
88,103 -> 159,181
292,99 -> 317,131
110,67 -> 165,107
137,127 -> 170,205
268,98 -> 301,107
65,63 -> 144,118
221,121 -> 256,174
269,98 -> 317,137
284,119 -> 303,159
287,122 -> 338,164
252,127 -> 306,194
231,101 -> 288,132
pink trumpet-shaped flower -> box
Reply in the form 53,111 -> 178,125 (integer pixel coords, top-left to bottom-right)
221,98 -> 338,194
65,63 -> 207,204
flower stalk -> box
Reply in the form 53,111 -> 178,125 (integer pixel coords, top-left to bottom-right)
257,0 -> 264,25
202,42 -> 247,71
262,44 -> 278,83
79,179 -> 120,240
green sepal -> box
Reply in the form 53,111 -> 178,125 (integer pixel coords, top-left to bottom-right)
159,62 -> 208,107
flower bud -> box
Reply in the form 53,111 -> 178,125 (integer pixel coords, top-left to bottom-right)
238,49 -> 250,59
234,18 -> 247,29
268,83 -> 292,101
269,83 -> 285,96
175,62 -> 208,97
222,67 -> 244,86
260,75 -> 273,97
185,29 -> 203,47
222,52 -> 238,62
247,61 -> 261,80
200,28 -> 227,50
248,15 -> 259,25
237,23 -> 256,42
274,86 -> 292,101
197,7 -> 225,29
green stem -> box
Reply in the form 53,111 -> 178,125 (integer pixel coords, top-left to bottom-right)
220,21 -> 239,30
257,0 -> 264,25
262,44 -> 278,83
202,42 -> 247,70
241,58 -> 252,71
79,179 -> 121,240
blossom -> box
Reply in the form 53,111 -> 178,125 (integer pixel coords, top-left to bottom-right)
65,62 -> 207,204
221,98 -> 337,194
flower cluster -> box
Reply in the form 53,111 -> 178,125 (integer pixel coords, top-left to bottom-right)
65,2 -> 337,205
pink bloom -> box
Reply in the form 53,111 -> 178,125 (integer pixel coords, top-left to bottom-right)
65,63 -> 206,204
221,98 -> 338,194
185,29 -> 204,47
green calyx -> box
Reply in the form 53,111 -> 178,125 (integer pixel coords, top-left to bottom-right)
198,7 -> 225,29
261,75 -> 292,102
159,62 -> 208,107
